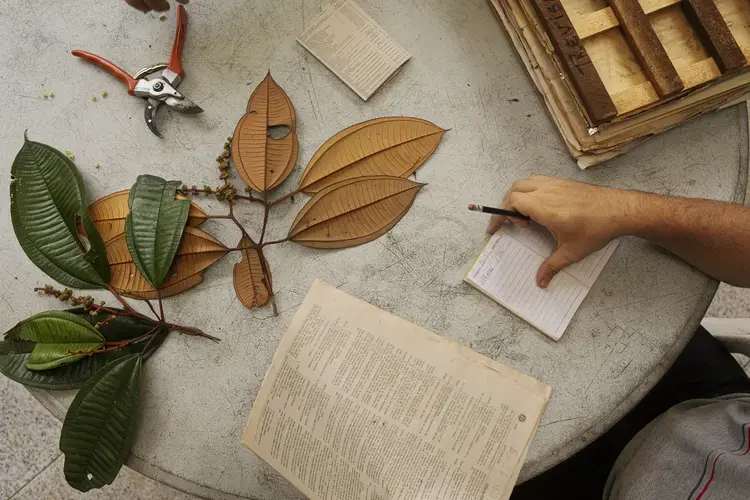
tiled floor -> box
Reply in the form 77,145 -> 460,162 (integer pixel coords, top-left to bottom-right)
0,376 -> 198,500
707,284 -> 750,318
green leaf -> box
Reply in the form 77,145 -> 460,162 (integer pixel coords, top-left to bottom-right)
17,311 -> 105,344
67,307 -> 155,342
10,137 -> 109,288
26,343 -> 103,371
1,309 -> 156,389
17,311 -> 105,371
60,354 -> 142,492
125,175 -> 190,288
1,309 -> 158,390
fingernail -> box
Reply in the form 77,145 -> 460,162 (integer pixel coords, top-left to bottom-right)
539,276 -> 550,288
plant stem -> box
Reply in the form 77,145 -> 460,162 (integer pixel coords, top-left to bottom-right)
227,201 -> 257,247
270,188 -> 302,207
102,327 -> 158,348
106,285 -> 137,313
259,191 -> 270,244
157,293 -> 165,322
255,246 -> 278,316
103,288 -> 217,340
105,286 -> 155,323
145,300 -> 159,320
67,326 -> 160,356
163,322 -> 221,342
261,237 -> 289,248
141,326 -> 165,355
234,194 -> 264,204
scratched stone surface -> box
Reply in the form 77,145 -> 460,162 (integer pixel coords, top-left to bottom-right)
1,0 -> 747,498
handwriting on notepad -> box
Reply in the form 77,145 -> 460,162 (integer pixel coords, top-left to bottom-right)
466,224 -> 618,340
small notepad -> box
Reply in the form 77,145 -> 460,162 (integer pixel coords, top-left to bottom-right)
465,224 -> 618,341
297,0 -> 411,100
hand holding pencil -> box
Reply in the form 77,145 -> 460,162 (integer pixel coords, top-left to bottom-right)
477,175 -> 631,288
468,204 -> 530,221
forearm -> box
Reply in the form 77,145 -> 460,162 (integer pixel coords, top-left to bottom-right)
620,192 -> 750,287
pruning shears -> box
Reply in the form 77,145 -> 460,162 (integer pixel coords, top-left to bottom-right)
71,5 -> 202,137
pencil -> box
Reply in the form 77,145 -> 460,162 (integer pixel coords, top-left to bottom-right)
467,204 -> 531,220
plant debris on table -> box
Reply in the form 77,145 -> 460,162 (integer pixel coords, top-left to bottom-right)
1,71 -> 446,492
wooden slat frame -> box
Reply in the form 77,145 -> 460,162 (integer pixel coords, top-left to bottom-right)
572,0 -> 681,39
531,0 -> 618,124
524,0 -> 749,124
609,0 -> 685,96
682,0 -> 746,73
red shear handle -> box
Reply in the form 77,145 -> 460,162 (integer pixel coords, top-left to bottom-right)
167,5 -> 188,78
72,50 -> 138,95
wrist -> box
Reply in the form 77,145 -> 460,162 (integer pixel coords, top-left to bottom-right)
610,189 -> 662,238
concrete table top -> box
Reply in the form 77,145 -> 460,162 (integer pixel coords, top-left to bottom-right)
2,0 -> 748,498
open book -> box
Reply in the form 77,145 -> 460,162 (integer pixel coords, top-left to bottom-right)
465,223 -> 618,341
243,280 -> 551,500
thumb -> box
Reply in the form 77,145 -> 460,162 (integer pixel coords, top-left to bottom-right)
536,247 -> 578,288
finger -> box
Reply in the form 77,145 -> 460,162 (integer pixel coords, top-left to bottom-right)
145,0 -> 170,11
487,213 -> 506,234
125,0 -> 150,12
536,247 -> 579,288
488,189 -> 541,233
505,192 -> 540,225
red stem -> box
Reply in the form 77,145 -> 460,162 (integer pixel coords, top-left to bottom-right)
259,191 -> 270,244
157,292 -> 165,322
261,237 -> 289,248
270,188 -> 302,207
145,300 -> 159,320
234,194 -> 265,204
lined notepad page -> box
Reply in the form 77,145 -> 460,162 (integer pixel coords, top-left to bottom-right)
466,224 -> 618,341
297,0 -> 411,100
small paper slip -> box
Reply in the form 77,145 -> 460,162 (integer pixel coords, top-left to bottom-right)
465,224 -> 618,341
296,0 -> 411,100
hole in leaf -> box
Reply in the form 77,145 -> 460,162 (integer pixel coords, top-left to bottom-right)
267,125 -> 291,140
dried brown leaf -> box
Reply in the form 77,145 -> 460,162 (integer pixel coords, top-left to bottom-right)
298,117 -> 445,194
106,227 -> 228,299
288,176 -> 424,249
81,189 -> 206,243
232,73 -> 298,193
233,236 -> 272,308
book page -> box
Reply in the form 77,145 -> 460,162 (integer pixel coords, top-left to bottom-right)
465,224 -> 618,340
297,0 -> 411,100
243,280 -> 551,500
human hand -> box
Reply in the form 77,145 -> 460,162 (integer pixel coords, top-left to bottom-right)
124,0 -> 188,13
487,175 -> 636,288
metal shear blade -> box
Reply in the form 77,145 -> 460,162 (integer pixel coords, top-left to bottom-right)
71,5 -> 200,138
145,96 -> 203,137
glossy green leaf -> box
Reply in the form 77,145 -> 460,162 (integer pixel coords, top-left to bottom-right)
10,137 -> 109,288
60,354 -> 142,492
17,311 -> 105,371
67,307 -> 156,342
125,175 -> 190,288
1,310 -> 157,390
26,343 -> 103,371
